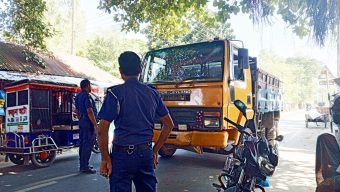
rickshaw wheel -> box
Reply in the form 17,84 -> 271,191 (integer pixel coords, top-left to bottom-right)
159,145 -> 177,158
8,154 -> 25,165
31,150 -> 56,168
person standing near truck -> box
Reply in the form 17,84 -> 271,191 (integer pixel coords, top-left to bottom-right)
75,79 -> 98,174
97,51 -> 174,192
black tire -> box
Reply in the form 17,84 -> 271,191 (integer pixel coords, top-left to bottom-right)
8,154 -> 25,165
92,139 -> 100,154
306,121 -> 308,128
158,145 -> 177,158
31,150 -> 56,168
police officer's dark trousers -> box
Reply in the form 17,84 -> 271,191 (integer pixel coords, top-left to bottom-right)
109,145 -> 157,192
79,118 -> 95,170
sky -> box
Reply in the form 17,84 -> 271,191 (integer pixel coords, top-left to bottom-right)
229,14 -> 337,73
81,0 -> 338,75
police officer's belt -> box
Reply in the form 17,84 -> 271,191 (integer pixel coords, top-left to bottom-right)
112,142 -> 152,154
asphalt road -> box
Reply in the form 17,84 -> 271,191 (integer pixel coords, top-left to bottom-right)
0,111 -> 330,192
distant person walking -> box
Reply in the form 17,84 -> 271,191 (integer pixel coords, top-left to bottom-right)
97,51 -> 174,192
75,79 -> 97,174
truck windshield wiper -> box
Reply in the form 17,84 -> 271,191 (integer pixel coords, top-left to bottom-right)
179,76 -> 208,82
151,80 -> 174,84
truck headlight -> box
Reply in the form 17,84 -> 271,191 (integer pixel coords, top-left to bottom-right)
204,117 -> 220,128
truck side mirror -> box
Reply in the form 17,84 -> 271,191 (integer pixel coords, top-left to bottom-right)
238,48 -> 249,69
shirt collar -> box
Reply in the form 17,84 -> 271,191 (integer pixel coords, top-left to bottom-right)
124,78 -> 139,84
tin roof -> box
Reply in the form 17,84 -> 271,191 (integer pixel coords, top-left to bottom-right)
5,79 -> 78,88
0,41 -> 83,77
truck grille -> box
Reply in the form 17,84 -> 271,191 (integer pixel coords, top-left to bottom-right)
168,108 -> 197,124
164,107 -> 222,131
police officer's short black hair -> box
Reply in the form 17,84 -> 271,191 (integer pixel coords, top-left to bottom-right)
118,51 -> 142,76
80,79 -> 91,90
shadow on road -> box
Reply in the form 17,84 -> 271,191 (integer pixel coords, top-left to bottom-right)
269,147 -> 316,192
160,150 -> 226,170
0,164 -> 36,175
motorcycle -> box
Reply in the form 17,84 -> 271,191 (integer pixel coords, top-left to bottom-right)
213,100 -> 283,192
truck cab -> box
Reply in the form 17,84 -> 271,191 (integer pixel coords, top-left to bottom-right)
141,40 -> 266,157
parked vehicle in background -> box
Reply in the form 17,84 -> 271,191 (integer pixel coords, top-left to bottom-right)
141,39 -> 283,157
305,103 -> 329,128
0,79 -> 103,167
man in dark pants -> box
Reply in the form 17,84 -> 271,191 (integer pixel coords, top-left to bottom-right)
75,79 -> 97,174
97,51 -> 174,192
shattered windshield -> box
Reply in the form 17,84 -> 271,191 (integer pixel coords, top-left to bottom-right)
142,41 -> 224,84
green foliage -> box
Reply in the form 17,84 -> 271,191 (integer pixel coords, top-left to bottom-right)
259,50 -> 322,109
144,11 -> 235,49
78,31 -> 148,77
98,0 -> 208,40
99,0 -> 339,46
0,0 -> 54,52
277,0 -> 339,45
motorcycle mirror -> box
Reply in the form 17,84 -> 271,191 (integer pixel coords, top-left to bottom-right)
234,100 -> 247,117
275,135 -> 284,142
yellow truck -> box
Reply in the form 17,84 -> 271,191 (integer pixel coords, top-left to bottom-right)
141,39 -> 282,157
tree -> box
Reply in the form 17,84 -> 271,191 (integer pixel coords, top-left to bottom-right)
78,31 -> 148,76
99,0 -> 339,78
98,0 -> 208,40
99,0 -> 339,46
259,50 -> 322,109
144,12 -> 235,49
0,0 -> 54,52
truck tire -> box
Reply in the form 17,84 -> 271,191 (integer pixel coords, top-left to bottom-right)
262,112 -> 274,129
31,150 -> 56,168
159,145 -> 177,158
8,154 -> 25,165
267,120 -> 279,146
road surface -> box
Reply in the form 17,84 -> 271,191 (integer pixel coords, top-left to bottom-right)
0,111 -> 330,192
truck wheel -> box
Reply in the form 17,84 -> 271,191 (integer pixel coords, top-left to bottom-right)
8,154 -> 25,165
31,150 -> 56,168
159,145 -> 177,158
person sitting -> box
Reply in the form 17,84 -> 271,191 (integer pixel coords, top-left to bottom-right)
315,133 -> 340,192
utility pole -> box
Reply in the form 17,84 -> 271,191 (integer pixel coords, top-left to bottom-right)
337,20 -> 340,77
71,0 -> 76,55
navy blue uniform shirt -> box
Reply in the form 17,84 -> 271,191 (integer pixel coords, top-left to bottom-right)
98,78 -> 169,146
75,91 -> 98,121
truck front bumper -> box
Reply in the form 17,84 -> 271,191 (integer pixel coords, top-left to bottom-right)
152,130 -> 229,148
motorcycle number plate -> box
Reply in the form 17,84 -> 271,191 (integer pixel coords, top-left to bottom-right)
73,133 -> 79,140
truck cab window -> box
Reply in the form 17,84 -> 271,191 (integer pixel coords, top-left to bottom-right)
231,47 -> 244,81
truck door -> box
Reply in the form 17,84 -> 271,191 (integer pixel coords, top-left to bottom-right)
229,45 -> 252,107
226,45 -> 253,133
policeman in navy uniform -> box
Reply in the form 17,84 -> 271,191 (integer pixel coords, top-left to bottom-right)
75,79 -> 98,174
97,51 -> 174,192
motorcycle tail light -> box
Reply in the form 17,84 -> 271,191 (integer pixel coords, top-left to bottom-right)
24,136 -> 29,145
